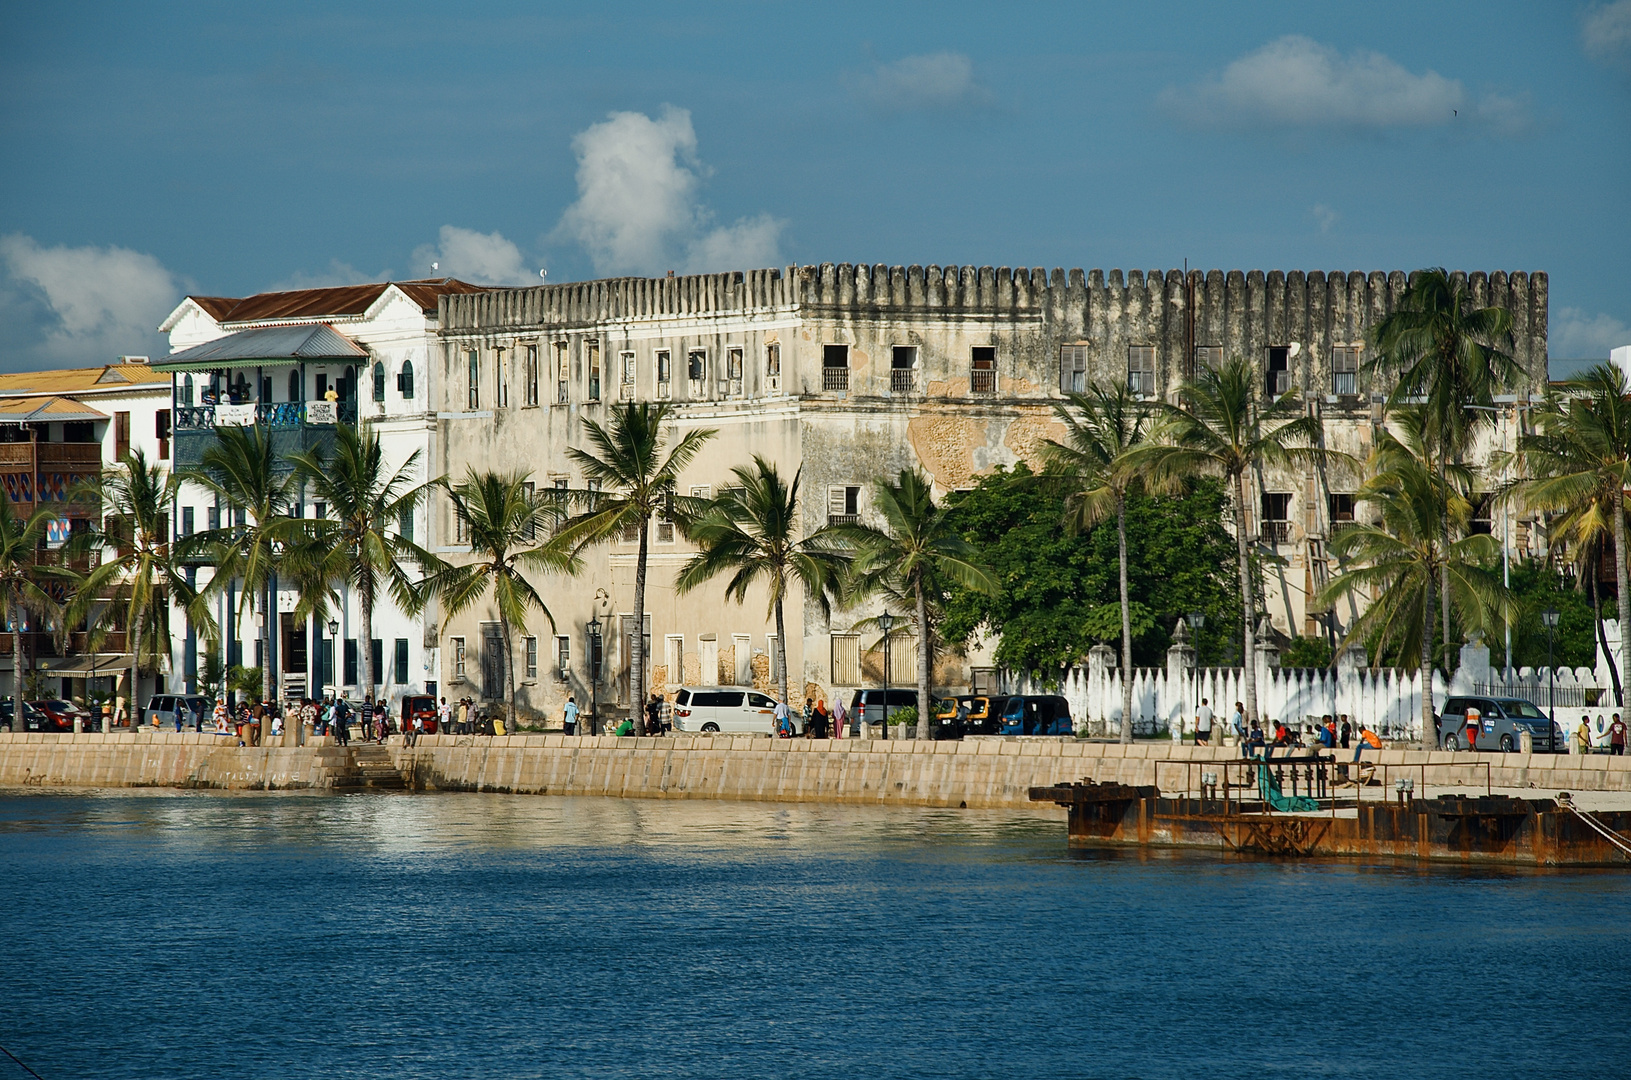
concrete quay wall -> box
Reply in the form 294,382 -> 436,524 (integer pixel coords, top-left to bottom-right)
3,732 -> 1631,804
391,735 -> 1631,807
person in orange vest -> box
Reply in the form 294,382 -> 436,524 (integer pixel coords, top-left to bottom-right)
1352,725 -> 1383,762
1465,707 -> 1482,753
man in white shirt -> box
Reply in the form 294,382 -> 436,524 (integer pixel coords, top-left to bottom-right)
437,696 -> 451,735
1195,698 -> 1214,746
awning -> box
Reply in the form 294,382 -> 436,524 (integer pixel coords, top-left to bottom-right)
154,323 -> 369,372
35,653 -> 133,677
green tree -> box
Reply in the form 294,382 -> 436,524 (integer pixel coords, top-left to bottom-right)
1131,354 -> 1323,726
0,495 -> 60,726
557,403 -> 715,715
286,424 -> 438,706
1369,268 -> 1521,652
185,425 -> 303,707
419,470 -> 576,726
836,469 -> 997,740
1318,429 -> 1506,748
1502,561 -> 1595,671
674,456 -> 848,708
1041,383 -> 1153,742
1513,363 -> 1631,704
69,450 -> 216,722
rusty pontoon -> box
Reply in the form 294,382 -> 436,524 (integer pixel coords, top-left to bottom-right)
1030,756 -> 1631,866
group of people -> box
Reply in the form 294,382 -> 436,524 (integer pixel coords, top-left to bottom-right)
772,697 -> 847,739
1210,701 -> 1384,763
433,696 -> 491,736
1574,713 -> 1628,755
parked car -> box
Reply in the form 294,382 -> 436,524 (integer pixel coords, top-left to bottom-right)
143,694 -> 212,730
1,700 -> 48,732
672,687 -> 780,733
1436,696 -> 1559,752
846,689 -> 920,732
27,699 -> 98,733
401,694 -> 439,733
994,695 -> 1074,736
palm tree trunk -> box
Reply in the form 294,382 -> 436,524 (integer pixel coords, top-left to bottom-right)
1591,569 -> 1623,706
1421,566 -> 1437,751
1234,472 -> 1258,725
11,605 -> 22,732
1616,485 -> 1630,710
773,596 -> 790,711
915,574 -> 931,741
260,578 -> 273,709
500,607 -> 516,731
1117,495 -> 1134,743
130,616 -> 142,729
359,585 -> 374,732
1438,448 -> 1451,667
631,517 -> 649,724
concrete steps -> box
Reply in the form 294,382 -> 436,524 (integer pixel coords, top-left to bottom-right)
333,744 -> 408,790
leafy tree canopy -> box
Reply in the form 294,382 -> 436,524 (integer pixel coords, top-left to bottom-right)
941,464 -> 1241,677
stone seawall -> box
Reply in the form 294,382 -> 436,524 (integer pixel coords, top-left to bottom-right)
4,732 -> 1630,804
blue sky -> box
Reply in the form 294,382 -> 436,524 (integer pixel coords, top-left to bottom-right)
1,0 -> 1627,372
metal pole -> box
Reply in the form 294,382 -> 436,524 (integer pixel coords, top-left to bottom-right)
1504,406 -> 1512,673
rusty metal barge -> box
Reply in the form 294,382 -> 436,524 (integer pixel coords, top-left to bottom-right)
1030,757 -> 1631,867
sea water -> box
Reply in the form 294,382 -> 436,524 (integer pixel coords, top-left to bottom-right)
0,791 -> 1626,1079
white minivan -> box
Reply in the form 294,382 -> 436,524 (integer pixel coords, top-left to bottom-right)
672,686 -> 779,733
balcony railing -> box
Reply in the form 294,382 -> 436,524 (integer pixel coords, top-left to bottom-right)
174,401 -> 358,469
823,367 -> 849,392
970,369 -> 996,394
1261,521 -> 1292,545
174,401 -> 357,432
890,369 -> 915,393
827,513 -> 859,527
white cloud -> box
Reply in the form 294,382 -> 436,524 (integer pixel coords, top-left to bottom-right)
411,225 -> 529,286
0,234 -> 180,372
1164,36 -> 1526,133
1583,1 -> 1631,66
846,52 -> 990,111
554,106 -> 784,277
1552,306 -> 1631,358
268,259 -> 389,291
1311,204 -> 1340,233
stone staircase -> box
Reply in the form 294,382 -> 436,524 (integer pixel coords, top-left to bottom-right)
333,744 -> 408,790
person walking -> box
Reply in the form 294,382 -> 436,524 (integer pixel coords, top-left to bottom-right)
1576,714 -> 1594,756
773,697 -> 790,737
563,695 -> 579,736
646,693 -> 664,736
1194,698 -> 1213,746
437,696 -> 451,735
1611,713 -> 1627,756
833,697 -> 849,739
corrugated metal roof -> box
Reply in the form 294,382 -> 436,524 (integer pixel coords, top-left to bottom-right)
0,396 -> 110,424
182,278 -> 488,324
0,363 -> 166,396
154,323 -> 369,371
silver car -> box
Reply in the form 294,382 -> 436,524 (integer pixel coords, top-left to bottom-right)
1436,696 -> 1559,752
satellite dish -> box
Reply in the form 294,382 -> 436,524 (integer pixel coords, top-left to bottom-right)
431,261 -> 440,271
540,268 -> 548,279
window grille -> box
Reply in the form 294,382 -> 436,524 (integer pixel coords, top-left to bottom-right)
1332,346 -> 1360,396
970,346 -> 997,394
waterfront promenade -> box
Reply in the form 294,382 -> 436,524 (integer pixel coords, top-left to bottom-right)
4,730 -> 1631,805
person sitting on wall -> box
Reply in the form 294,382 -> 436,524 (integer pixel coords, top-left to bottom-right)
613,716 -> 635,737
1246,722 -> 1265,759
1352,725 -> 1383,763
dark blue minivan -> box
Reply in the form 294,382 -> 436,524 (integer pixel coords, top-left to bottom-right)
996,695 -> 1073,736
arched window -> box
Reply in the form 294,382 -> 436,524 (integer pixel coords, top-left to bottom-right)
182,375 -> 194,406
372,361 -> 386,402
288,370 -> 302,403
399,359 -> 415,400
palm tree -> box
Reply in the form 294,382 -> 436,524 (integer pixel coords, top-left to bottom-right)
835,469 -> 997,740
1130,355 -> 1323,727
184,425 -> 303,707
0,496 -> 60,728
1514,364 -> 1631,704
286,424 -> 438,709
1369,268 -> 1521,652
419,469 -> 577,726
556,403 -> 715,718
674,456 -> 848,708
1318,429 -> 1506,748
1042,383 -> 1152,743
68,450 -> 217,725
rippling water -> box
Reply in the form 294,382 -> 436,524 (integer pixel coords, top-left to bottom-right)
0,790 -> 1627,1080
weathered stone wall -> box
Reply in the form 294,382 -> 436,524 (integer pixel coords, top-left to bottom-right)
0,732 -> 356,790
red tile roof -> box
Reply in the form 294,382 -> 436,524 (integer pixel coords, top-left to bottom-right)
188,279 -> 489,324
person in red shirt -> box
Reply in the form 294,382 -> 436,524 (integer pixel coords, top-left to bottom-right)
1611,713 -> 1627,756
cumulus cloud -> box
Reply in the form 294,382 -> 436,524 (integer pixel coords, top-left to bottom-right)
1552,306 -> 1631,359
1311,204 -> 1340,234
1583,1 -> 1631,67
411,225 -> 530,286
0,234 -> 180,372
846,52 -> 990,111
553,106 -> 784,277
1163,36 -> 1527,133
268,259 -> 390,291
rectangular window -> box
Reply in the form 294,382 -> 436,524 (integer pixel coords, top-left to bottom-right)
115,411 -> 131,459
619,518 -> 640,544
690,484 -> 710,501
1267,346 -> 1291,397
207,504 -> 219,532
555,342 -> 570,404
827,485 -> 860,527
725,346 -> 744,396
891,346 -> 917,394
587,340 -> 601,401
525,344 -> 539,406
822,344 -> 849,391
1261,492 -> 1292,545
525,636 -> 538,679
453,636 -> 467,679
1059,345 -> 1087,394
1470,494 -> 1494,535
181,506 -> 194,536
452,496 -> 469,544
495,348 -> 508,408
313,501 -> 326,521
619,350 -> 636,400
156,409 -> 171,460
521,481 -> 536,540
556,635 -> 570,676
1127,345 -> 1156,397
970,346 -> 997,394
831,634 -> 861,686
371,639 -> 383,688
467,349 -> 480,409
1194,345 -> 1223,373
394,639 -> 409,685
397,503 -> 413,544
687,348 -> 707,387
344,639 -> 359,687
656,349 -> 672,397
553,478 -> 569,527
1332,346 -> 1360,396
656,504 -> 674,544
1328,493 -> 1356,534
765,343 -> 781,392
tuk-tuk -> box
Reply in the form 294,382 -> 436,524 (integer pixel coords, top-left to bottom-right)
401,694 -> 439,733
944,695 -> 1011,737
996,695 -> 1073,736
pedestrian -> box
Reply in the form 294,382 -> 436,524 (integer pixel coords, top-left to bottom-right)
773,697 -> 790,737
437,696 -> 451,734
563,695 -> 579,736
1576,714 -> 1593,756
1231,701 -> 1246,740
1465,707 -> 1482,753
1339,716 -> 1352,749
1612,713 -> 1627,756
802,698 -> 813,735
1194,698 -> 1213,746
833,697 -> 849,739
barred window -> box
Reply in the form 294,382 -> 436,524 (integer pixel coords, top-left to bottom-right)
1332,346 -> 1360,396
970,346 -> 997,394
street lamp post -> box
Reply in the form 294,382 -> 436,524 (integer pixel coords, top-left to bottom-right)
878,612 -> 895,738
1542,608 -> 1560,727
587,615 -> 602,737
1186,612 -> 1204,741
327,619 -> 339,697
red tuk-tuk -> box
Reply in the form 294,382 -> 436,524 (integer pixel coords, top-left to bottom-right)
401,694 -> 439,734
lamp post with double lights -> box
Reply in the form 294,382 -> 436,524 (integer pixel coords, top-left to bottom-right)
1186,611 -> 1204,741
1542,608 -> 1560,727
878,612 -> 895,738
587,614 -> 602,736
